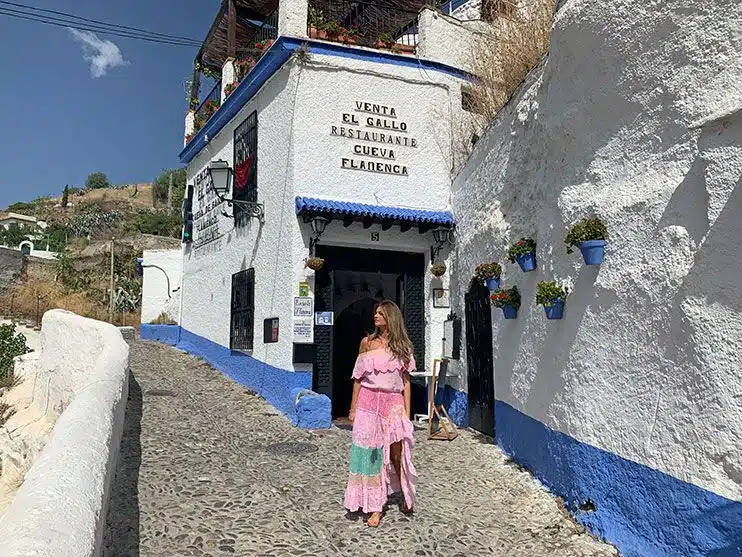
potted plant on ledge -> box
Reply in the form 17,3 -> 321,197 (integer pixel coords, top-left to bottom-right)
536,280 -> 567,320
565,218 -> 608,265
431,262 -> 447,277
308,7 -> 328,39
491,286 -> 520,319
224,81 -> 238,97
475,262 -> 502,292
507,238 -> 537,272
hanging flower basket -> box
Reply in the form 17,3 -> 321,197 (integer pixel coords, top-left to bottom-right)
305,257 -> 325,271
565,218 -> 608,265
474,262 -> 502,292
536,281 -> 568,320
490,286 -> 520,320
431,262 -> 447,277
507,238 -> 537,272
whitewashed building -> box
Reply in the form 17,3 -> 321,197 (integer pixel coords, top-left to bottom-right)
140,0 -> 482,421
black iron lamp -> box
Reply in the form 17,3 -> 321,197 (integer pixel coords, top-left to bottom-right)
309,216 -> 330,255
431,226 -> 455,263
206,159 -> 264,222
208,159 -> 232,194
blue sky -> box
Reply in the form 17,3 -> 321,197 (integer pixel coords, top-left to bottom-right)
0,0 -> 219,208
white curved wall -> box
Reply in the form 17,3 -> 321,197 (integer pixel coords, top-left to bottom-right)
0,310 -> 130,557
451,1 -> 742,555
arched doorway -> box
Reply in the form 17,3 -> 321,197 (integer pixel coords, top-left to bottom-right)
19,242 -> 32,256
465,280 -> 495,437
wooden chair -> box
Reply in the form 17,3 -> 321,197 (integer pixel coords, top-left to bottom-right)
427,358 -> 458,441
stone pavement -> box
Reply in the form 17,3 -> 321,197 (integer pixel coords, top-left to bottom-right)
103,341 -> 618,557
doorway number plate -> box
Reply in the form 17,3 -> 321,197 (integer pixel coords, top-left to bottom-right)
315,312 -> 334,326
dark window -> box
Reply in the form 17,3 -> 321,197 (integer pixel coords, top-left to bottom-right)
461,86 -> 483,114
182,184 -> 194,243
233,110 -> 258,222
230,268 -> 255,350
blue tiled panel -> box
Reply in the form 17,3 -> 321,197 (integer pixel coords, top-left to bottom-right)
295,196 -> 454,226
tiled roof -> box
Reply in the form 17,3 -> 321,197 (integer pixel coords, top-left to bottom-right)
295,197 -> 454,226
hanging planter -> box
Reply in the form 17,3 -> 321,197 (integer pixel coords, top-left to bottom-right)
474,262 -> 502,292
490,286 -> 520,320
431,262 -> 447,277
507,238 -> 537,273
536,281 -> 568,320
305,257 -> 325,271
565,218 -> 608,265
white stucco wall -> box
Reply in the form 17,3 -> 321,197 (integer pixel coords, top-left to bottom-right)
418,9 -> 486,74
451,0 -> 742,503
140,249 -> 183,324
0,310 -> 130,557
181,52 -> 468,374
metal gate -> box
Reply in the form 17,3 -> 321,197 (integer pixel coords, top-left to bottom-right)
465,281 -> 495,437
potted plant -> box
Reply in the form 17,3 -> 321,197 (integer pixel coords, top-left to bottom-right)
375,33 -> 394,49
322,21 -> 343,41
224,81 -> 238,97
536,280 -> 568,320
255,39 -> 274,54
431,262 -> 446,277
308,7 -> 328,39
474,262 -> 502,292
305,257 -> 325,271
185,133 -> 194,143
490,286 -> 520,319
507,238 -> 537,272
565,218 -> 608,265
235,56 -> 255,80
340,25 -> 359,45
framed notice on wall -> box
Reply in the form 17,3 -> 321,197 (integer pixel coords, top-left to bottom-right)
433,288 -> 450,308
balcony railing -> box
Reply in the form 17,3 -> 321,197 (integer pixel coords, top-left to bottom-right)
307,0 -> 419,52
194,79 -> 222,131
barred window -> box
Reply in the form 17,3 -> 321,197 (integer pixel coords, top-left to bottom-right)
230,268 -> 255,351
233,111 -> 258,223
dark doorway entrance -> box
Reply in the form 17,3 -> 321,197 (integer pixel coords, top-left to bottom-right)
314,245 -> 427,419
465,280 -> 495,437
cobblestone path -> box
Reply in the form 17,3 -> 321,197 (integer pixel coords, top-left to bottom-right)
103,341 -> 617,557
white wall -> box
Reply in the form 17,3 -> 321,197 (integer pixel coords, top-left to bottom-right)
140,249 -> 183,324
0,310 -> 130,557
182,54 -> 466,373
452,0 -> 742,502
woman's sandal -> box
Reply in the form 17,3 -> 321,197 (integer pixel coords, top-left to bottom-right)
367,512 -> 382,527
400,502 -> 414,515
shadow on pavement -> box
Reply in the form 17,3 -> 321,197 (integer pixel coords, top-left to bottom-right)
102,371 -> 143,557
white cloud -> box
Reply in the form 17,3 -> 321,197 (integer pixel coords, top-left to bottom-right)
68,28 -> 128,78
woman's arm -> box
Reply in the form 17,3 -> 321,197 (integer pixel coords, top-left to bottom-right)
403,373 -> 411,419
349,379 -> 361,422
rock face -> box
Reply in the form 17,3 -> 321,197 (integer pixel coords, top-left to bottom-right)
451,1 -> 742,555
0,248 -> 23,297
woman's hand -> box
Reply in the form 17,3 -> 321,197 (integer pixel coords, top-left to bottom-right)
349,407 -> 356,423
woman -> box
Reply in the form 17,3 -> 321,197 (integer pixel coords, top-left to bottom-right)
343,300 -> 418,527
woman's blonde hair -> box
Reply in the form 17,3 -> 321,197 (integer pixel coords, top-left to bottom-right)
368,300 -> 414,366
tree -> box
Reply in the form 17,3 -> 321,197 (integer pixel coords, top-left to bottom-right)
5,201 -> 36,215
152,168 -> 186,208
2,224 -> 28,247
61,185 -> 70,208
85,172 -> 110,190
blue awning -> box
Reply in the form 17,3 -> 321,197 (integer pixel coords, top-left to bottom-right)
295,197 -> 454,228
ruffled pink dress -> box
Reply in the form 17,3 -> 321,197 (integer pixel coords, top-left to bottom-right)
343,347 -> 418,514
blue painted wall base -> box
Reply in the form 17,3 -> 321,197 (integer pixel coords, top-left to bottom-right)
439,385 -> 469,428
495,400 -> 742,557
140,325 -> 332,429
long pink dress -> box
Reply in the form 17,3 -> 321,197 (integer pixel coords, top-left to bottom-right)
343,347 -> 418,514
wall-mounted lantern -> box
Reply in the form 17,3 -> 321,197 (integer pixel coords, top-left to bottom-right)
431,226 -> 454,263
207,159 -> 264,222
208,159 -> 232,194
309,216 -> 330,256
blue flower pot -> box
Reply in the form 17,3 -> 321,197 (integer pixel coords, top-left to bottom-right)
578,240 -> 607,265
516,252 -> 537,272
502,304 -> 518,319
486,277 -> 501,291
544,299 -> 565,320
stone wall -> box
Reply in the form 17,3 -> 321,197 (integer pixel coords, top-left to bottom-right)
450,0 -> 742,555
0,247 -> 23,296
